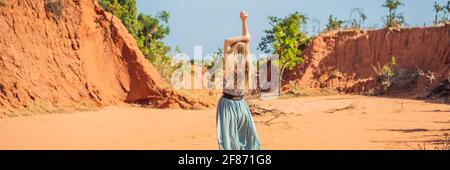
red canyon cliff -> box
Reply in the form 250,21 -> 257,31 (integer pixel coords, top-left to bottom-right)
285,25 -> 449,98
0,0 -> 210,114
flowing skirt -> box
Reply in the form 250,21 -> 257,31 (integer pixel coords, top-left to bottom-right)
216,97 -> 261,150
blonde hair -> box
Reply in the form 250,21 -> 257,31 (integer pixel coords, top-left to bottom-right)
227,41 -> 253,93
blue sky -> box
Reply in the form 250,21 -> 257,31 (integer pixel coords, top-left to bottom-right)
136,0 -> 447,58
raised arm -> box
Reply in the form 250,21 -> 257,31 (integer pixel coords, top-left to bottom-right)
224,34 -> 250,47
224,11 -> 251,83
240,10 -> 251,54
241,11 -> 248,36
224,11 -> 251,49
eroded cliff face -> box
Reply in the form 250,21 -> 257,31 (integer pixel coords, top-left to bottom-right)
0,0 -> 211,114
285,25 -> 449,97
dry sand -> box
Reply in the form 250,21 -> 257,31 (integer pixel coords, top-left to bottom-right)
0,95 -> 449,150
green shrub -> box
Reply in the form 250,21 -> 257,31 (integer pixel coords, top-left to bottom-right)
98,0 -> 174,82
433,1 -> 449,25
382,0 -> 405,28
381,56 -> 397,90
349,8 -> 367,29
258,12 -> 310,88
325,15 -> 346,31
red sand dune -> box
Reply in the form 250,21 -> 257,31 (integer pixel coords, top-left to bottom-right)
0,0 -> 211,114
285,25 -> 449,96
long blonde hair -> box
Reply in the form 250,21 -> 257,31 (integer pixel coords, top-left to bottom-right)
227,41 -> 253,92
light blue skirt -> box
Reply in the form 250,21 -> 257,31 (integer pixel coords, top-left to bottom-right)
216,97 -> 261,150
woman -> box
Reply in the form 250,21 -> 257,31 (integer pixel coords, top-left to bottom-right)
216,11 -> 261,150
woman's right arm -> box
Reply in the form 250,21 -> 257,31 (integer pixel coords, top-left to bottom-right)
241,11 -> 248,36
223,11 -> 251,84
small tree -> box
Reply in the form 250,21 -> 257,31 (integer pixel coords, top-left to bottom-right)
98,0 -> 174,81
434,2 -> 445,25
258,12 -> 310,88
382,0 -> 405,28
447,0 -> 450,13
98,0 -> 139,34
204,48 -> 224,88
433,1 -> 449,25
349,8 -> 367,29
325,15 -> 346,31
206,48 -> 223,70
382,56 -> 397,90
447,1 -> 450,22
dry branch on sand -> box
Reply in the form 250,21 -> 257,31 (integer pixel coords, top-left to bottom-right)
414,133 -> 450,150
426,79 -> 450,100
324,104 -> 355,113
248,102 -> 301,126
417,67 -> 437,87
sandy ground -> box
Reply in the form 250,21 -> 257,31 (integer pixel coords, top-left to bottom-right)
0,95 -> 449,150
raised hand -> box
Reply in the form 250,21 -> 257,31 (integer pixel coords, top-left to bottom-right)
240,10 -> 248,21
